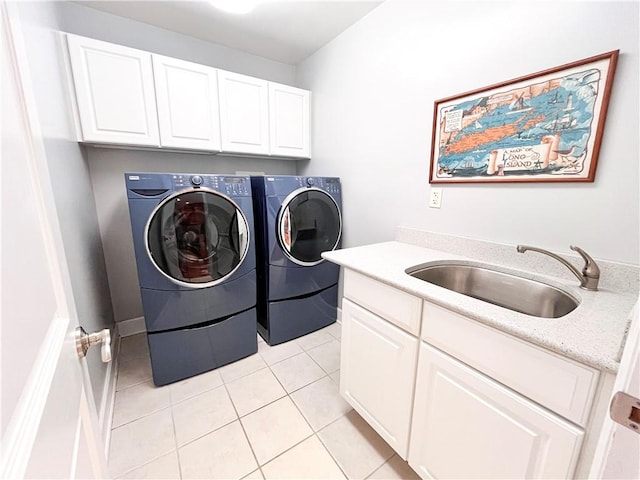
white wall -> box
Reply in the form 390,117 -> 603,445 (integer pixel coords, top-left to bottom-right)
297,0 -> 640,265
56,1 -> 296,84
56,2 -> 300,323
13,2 -> 114,411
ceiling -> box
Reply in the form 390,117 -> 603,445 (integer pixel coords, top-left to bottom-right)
73,0 -> 383,64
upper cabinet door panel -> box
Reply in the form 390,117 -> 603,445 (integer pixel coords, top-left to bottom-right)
218,70 -> 269,155
66,34 -> 159,146
269,82 -> 310,158
152,55 -> 221,151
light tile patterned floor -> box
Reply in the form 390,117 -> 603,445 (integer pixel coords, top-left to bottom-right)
109,324 -> 420,480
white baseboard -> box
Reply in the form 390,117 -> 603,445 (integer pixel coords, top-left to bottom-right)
336,307 -> 342,324
117,316 -> 146,337
98,323 -> 120,460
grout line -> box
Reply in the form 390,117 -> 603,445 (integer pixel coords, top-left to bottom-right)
168,391 -> 182,479
222,376 -> 262,475
258,335 -> 350,478
111,326 -> 355,479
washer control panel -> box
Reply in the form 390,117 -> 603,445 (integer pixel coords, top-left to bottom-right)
172,174 -> 250,196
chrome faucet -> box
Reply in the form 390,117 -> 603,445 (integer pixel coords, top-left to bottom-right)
516,245 -> 600,291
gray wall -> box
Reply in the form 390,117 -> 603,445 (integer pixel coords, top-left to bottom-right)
297,0 -> 640,265
56,3 -> 300,323
15,2 -> 114,409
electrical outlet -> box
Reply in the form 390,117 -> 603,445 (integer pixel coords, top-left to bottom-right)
429,188 -> 443,208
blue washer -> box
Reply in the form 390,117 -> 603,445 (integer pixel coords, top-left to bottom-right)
251,175 -> 342,345
125,172 -> 257,385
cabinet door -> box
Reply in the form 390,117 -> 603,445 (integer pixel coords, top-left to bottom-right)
217,70 -> 269,154
153,55 -> 221,151
268,82 -> 310,158
341,298 -> 419,458
409,343 -> 584,480
66,34 -> 159,146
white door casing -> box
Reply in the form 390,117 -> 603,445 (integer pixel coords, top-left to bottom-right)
1,4 -> 108,478
590,300 -> 640,478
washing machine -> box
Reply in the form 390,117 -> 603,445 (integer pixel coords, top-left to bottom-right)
125,172 -> 257,386
251,175 -> 342,345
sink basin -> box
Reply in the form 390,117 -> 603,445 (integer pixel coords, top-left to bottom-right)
406,262 -> 579,318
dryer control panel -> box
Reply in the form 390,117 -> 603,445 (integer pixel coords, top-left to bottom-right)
292,176 -> 341,194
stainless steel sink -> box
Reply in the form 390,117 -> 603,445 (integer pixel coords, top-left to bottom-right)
406,262 -> 579,318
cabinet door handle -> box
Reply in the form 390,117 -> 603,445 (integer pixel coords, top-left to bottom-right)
610,391 -> 640,433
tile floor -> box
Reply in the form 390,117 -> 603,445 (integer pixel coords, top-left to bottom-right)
109,323 -> 421,480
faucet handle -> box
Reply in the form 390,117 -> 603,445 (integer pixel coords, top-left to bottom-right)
570,245 -> 600,280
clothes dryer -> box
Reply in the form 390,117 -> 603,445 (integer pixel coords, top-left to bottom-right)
125,173 -> 257,385
251,175 -> 342,345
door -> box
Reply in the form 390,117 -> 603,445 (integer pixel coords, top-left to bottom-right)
268,82 -> 310,158
340,299 -> 419,458
1,4 -> 107,478
66,33 -> 160,146
277,188 -> 342,266
408,343 -> 583,479
153,55 -> 221,151
590,301 -> 640,479
218,69 -> 269,154
146,188 -> 250,287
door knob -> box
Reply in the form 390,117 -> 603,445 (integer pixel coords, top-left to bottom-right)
610,391 -> 640,433
75,327 -> 111,363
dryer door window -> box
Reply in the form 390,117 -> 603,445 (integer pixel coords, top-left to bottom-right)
146,189 -> 249,287
277,188 -> 341,266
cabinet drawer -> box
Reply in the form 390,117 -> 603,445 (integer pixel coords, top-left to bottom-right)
344,269 -> 422,335
421,302 -> 598,426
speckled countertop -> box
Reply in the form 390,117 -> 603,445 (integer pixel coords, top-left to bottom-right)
323,241 -> 639,373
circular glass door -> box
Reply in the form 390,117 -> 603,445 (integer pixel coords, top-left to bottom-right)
145,188 -> 249,288
277,188 -> 341,266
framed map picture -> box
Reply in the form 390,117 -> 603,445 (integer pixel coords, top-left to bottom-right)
429,50 -> 619,184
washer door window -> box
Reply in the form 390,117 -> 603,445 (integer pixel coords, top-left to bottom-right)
146,189 -> 249,287
278,188 -> 341,266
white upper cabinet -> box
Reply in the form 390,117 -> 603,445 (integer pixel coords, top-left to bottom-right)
269,82 -> 310,158
66,34 -> 160,146
152,55 -> 221,151
218,70 -> 270,155
65,34 -> 311,157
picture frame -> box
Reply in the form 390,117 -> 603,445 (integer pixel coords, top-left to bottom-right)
429,50 -> 619,184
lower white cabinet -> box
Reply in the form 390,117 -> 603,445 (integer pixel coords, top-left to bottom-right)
408,343 -> 584,479
338,271 -> 594,479
340,298 -> 419,458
